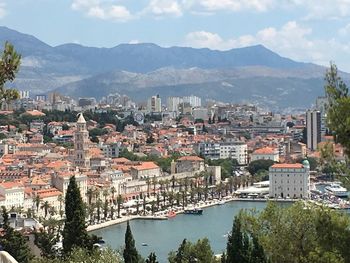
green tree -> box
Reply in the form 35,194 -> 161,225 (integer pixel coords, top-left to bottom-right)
146,252 -> 158,263
226,213 -> 250,263
325,62 -> 350,157
247,159 -> 274,175
0,42 -> 21,104
241,201 -> 350,263
123,221 -> 141,263
168,238 -> 217,263
62,176 -> 89,254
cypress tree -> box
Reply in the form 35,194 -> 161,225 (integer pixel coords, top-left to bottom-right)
249,235 -> 267,263
226,214 -> 250,263
146,252 -> 158,263
62,176 -> 89,254
123,221 -> 140,263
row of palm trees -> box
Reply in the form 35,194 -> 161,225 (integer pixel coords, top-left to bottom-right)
25,172 -> 256,224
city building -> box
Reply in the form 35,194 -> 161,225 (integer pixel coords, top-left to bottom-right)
269,161 -> 310,199
167,96 -> 182,112
251,147 -> 279,162
306,110 -> 321,151
197,141 -> 248,165
19,90 -> 30,99
147,95 -> 162,112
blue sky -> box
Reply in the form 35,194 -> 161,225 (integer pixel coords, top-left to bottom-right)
1,0 -> 350,70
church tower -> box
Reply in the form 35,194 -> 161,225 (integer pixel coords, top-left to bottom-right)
74,113 -> 90,168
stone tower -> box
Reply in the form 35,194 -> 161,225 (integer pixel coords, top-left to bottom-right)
74,113 -> 90,168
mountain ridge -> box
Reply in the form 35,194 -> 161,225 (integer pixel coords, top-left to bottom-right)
0,26 -> 338,108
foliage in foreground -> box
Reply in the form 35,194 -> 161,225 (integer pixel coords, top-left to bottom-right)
238,202 -> 350,263
30,247 -> 122,263
168,238 -> 219,263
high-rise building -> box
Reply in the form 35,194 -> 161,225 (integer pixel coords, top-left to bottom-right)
74,113 -> 90,168
182,95 -> 201,107
315,96 -> 329,138
19,90 -> 30,99
306,110 -> 321,151
167,96 -> 182,112
147,95 -> 162,112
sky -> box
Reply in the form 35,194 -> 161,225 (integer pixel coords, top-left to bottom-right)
1,0 -> 350,70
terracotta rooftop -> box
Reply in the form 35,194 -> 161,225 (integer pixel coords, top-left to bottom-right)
252,147 -> 277,155
178,156 -> 204,161
271,163 -> 303,169
131,162 -> 159,171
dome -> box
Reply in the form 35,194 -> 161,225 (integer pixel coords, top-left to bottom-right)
302,159 -> 310,168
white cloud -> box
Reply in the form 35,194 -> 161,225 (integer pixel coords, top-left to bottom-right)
196,0 -> 275,12
71,0 -> 132,21
0,2 -> 6,18
184,21 -> 350,70
145,0 -> 183,17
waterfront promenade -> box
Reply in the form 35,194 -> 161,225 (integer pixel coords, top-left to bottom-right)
87,196 -> 295,232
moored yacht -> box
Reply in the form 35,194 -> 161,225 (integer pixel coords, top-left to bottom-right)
325,183 -> 348,197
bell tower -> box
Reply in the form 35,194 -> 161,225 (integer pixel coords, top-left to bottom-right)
74,113 -> 90,168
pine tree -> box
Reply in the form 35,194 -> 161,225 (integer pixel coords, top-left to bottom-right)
226,214 -> 250,263
62,176 -> 89,254
123,221 -> 140,263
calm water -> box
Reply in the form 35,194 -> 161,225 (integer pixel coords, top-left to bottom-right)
92,201 -> 267,261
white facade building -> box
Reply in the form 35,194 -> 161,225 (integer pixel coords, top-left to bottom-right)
183,95 -> 201,107
147,95 -> 162,112
269,161 -> 310,199
251,147 -> 279,162
167,96 -> 182,112
219,142 -> 248,165
0,182 -> 25,209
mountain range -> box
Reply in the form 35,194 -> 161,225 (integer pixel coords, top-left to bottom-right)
0,26 -> 342,109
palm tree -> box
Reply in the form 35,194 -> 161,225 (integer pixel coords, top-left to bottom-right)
184,177 -> 189,192
143,196 -> 147,215
164,179 -> 170,192
146,177 -> 151,197
96,198 -> 102,222
159,179 -> 165,192
176,192 -> 181,207
117,194 -> 123,218
111,186 -> 116,200
34,195 -> 41,214
86,188 -> 94,206
57,194 -> 64,218
152,175 -> 157,195
102,189 -> 109,202
103,199 -> 109,219
151,200 -> 156,215
168,192 -> 174,208
228,177 -> 234,194
110,205 -> 115,220
161,191 -> 167,207
171,175 -> 176,191
41,201 -> 50,219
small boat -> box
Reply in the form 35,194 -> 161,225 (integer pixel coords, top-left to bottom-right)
167,211 -> 176,218
218,200 -> 226,205
325,183 -> 349,198
183,208 -> 203,215
141,243 -> 148,246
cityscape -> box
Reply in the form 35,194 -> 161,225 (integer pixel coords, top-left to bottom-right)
0,1 -> 350,263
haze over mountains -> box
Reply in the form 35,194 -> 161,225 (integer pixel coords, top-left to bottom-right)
0,26 -> 340,109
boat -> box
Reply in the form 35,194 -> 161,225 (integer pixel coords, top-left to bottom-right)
183,208 -> 203,215
325,183 -> 349,198
167,211 -> 176,218
218,200 -> 226,205
141,243 -> 148,246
